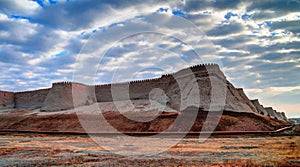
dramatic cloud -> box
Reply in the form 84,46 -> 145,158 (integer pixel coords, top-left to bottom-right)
0,0 -> 299,117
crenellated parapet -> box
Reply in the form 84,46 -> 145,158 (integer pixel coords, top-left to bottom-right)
128,77 -> 162,84
52,81 -> 87,88
190,63 -> 219,70
93,63 -> 221,89
52,81 -> 73,85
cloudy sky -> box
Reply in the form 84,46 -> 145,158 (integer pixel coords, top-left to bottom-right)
0,0 -> 299,117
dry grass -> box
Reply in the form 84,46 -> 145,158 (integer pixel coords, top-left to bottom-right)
0,134 -> 298,166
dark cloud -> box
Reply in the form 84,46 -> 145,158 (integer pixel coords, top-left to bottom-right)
38,54 -> 76,68
0,47 -> 27,65
247,1 -> 300,13
260,52 -> 287,61
182,0 -> 242,11
270,20 -> 300,34
210,35 -> 257,49
206,22 -> 244,36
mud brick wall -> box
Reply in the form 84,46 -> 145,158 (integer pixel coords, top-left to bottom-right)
14,89 -> 50,108
0,91 -> 14,109
41,82 -> 94,112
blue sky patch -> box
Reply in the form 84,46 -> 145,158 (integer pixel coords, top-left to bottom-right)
224,12 -> 238,20
48,0 -> 57,5
33,0 -> 45,7
10,14 -> 32,21
156,7 -> 168,13
241,13 -> 252,20
54,50 -> 69,58
172,9 -> 186,17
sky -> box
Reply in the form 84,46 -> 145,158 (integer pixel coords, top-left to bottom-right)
0,0 -> 299,117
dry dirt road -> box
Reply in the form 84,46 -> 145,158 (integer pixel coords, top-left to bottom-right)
0,134 -> 299,166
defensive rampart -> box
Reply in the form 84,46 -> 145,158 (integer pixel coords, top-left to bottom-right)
14,88 -> 50,108
236,88 -> 258,113
41,82 -> 95,112
0,64 -> 288,121
0,91 -> 14,109
250,99 -> 268,116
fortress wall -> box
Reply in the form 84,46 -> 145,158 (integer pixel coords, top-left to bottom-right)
95,84 -> 113,102
281,112 -> 288,120
273,110 -> 284,120
184,64 -> 258,113
0,91 -> 14,109
129,76 -> 173,100
191,75 -> 216,111
264,107 -> 276,118
48,65 -> 225,111
72,82 -> 95,107
268,107 -> 281,120
14,88 -> 50,108
250,99 -> 269,116
93,64 -> 222,110
164,65 -> 228,111
94,76 -> 173,102
1,64 -> 289,120
225,82 -> 255,113
129,81 -> 157,100
41,82 -> 73,111
274,111 -> 281,120
236,88 -> 259,113
251,100 -> 285,119
123,65 -> 224,111
40,82 -> 94,112
274,111 -> 284,120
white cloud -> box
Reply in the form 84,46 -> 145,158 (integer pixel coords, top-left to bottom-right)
0,1 -> 40,15
268,86 -> 300,94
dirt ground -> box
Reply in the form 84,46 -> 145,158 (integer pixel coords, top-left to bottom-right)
0,134 -> 299,166
0,108 -> 291,133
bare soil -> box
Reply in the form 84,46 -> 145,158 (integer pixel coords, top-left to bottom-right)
0,108 -> 290,133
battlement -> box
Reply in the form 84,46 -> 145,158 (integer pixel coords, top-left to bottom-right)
53,81 -> 73,85
52,81 -> 88,88
92,63 -> 222,88
190,63 -> 219,70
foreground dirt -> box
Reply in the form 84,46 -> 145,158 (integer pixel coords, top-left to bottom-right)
0,108 -> 291,133
0,134 -> 299,166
